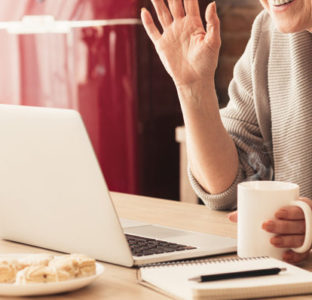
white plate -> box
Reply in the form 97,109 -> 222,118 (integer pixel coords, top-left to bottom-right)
0,254 -> 104,296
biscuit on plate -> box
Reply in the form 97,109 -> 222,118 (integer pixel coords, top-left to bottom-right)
70,254 -> 96,277
0,258 -> 18,283
16,265 -> 57,284
49,255 -> 79,281
18,254 -> 54,270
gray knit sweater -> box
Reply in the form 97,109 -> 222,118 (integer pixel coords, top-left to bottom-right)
188,10 -> 312,210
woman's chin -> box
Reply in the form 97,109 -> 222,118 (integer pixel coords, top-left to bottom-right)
274,22 -> 303,33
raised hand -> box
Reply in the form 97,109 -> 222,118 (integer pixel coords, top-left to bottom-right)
141,0 -> 221,87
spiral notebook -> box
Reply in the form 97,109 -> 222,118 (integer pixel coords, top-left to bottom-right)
138,256 -> 312,299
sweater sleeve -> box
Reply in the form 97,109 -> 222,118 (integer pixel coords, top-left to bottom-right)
188,10 -> 273,210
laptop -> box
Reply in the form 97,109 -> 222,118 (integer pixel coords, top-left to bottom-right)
0,104 -> 236,266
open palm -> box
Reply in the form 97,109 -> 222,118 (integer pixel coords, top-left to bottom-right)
141,0 -> 221,87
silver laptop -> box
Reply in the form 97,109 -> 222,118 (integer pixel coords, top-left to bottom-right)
0,104 -> 236,266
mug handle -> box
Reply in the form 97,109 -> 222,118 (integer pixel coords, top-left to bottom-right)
290,200 -> 312,253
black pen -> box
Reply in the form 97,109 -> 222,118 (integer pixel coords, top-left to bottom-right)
188,267 -> 287,283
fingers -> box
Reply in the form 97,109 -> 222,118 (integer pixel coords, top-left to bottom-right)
275,205 -> 305,220
168,0 -> 185,19
151,0 -> 173,28
205,2 -> 219,31
271,235 -> 305,248
204,2 -> 221,48
227,211 -> 237,223
141,8 -> 161,43
184,0 -> 200,16
262,219 -> 305,234
283,249 -> 310,264
262,198 -> 312,264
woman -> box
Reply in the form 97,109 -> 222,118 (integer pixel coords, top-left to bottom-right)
141,0 -> 312,264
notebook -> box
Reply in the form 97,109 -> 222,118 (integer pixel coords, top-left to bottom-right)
138,256 -> 312,299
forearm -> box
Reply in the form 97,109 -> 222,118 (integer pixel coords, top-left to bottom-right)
177,81 -> 239,194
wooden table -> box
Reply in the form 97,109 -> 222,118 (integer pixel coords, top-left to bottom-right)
1,192 -> 312,300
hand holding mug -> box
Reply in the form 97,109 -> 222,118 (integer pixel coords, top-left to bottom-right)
262,196 -> 312,263
229,181 -> 312,263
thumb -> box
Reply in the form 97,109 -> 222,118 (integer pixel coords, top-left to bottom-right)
228,211 -> 238,223
204,1 -> 221,50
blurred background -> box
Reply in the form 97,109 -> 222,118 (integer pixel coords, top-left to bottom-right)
0,0 -> 262,201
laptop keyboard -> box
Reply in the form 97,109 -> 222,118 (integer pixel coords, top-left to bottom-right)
125,234 -> 197,257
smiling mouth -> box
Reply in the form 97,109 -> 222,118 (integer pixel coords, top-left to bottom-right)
271,0 -> 294,6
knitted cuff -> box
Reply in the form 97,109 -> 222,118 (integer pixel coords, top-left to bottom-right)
187,165 -> 245,210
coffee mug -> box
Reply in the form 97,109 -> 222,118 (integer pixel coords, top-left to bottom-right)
237,181 -> 312,259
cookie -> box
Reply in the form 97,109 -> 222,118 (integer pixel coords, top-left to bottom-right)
70,254 -> 96,277
18,254 -> 54,270
16,265 -> 57,284
49,255 -> 79,281
0,259 -> 17,283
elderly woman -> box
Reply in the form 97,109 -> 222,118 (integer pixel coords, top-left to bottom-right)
141,0 -> 312,263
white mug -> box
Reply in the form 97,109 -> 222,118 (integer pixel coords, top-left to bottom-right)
237,181 -> 312,259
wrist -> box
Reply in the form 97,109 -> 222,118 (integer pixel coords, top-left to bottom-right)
176,78 -> 216,94
176,80 -> 219,111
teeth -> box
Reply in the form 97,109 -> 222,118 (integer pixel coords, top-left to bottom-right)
271,0 -> 293,5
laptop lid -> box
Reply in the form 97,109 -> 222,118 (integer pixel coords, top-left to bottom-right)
0,104 -> 135,266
